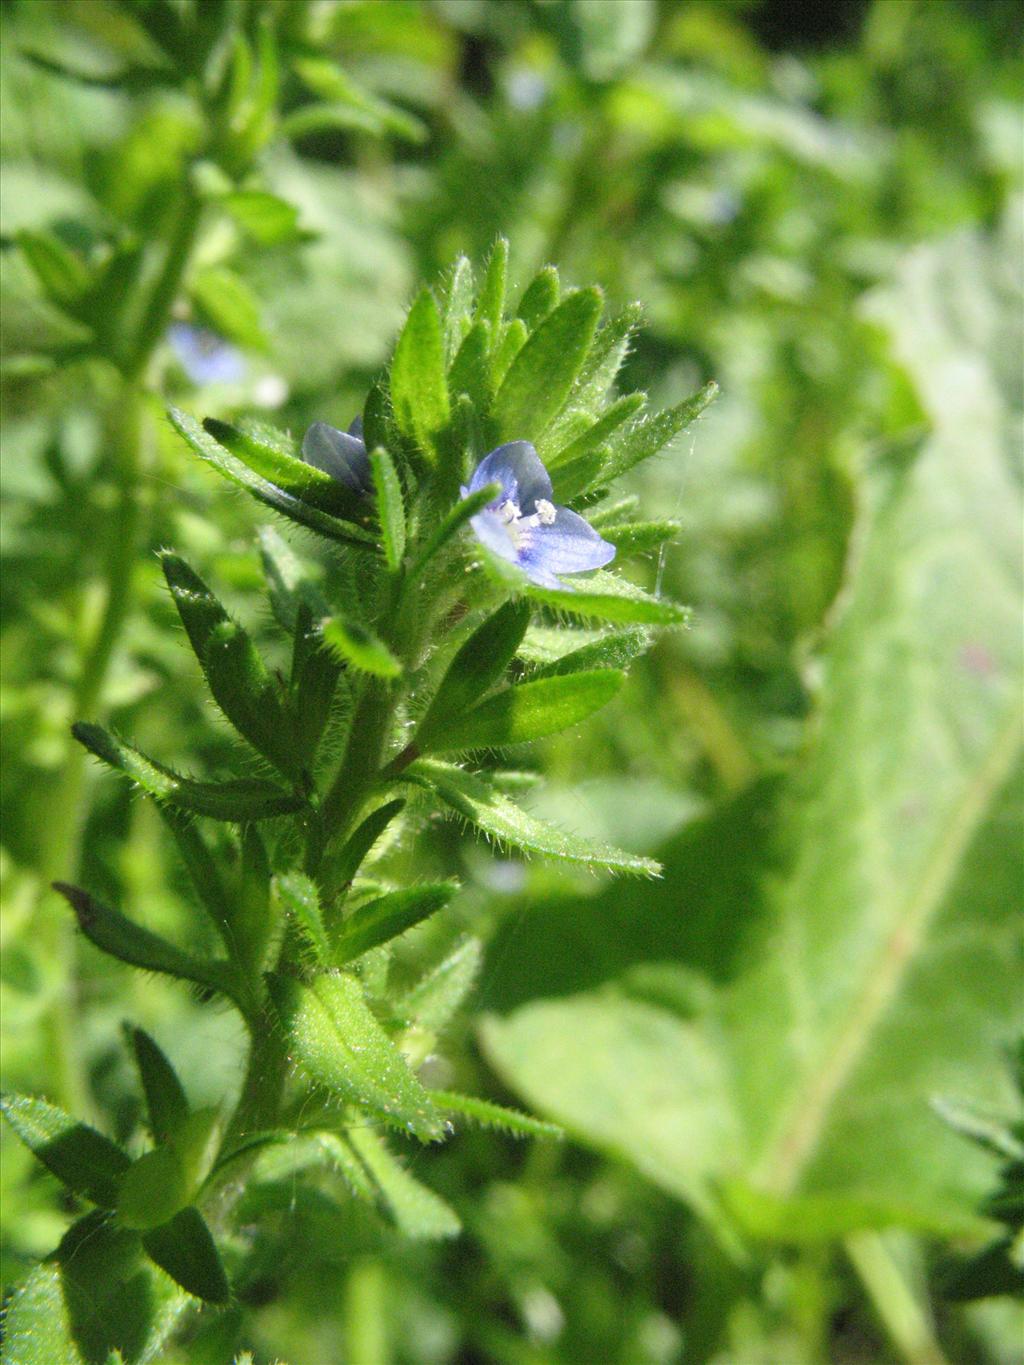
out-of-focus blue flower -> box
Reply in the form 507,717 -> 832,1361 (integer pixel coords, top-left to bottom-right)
464,442 -> 615,589
301,417 -> 371,494
168,323 -> 245,386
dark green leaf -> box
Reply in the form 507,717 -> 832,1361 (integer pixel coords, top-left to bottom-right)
416,601 -> 531,747
267,971 -> 444,1140
202,418 -> 363,518
160,809 -> 236,948
1,1093 -> 129,1208
168,408 -> 377,549
326,798 -> 406,891
18,229 -> 91,305
143,1207 -> 229,1304
73,722 -> 304,820
128,1027 -> 189,1145
54,882 -> 235,997
421,670 -> 624,752
334,883 -> 459,964
292,614 -> 341,768
258,526 -> 328,632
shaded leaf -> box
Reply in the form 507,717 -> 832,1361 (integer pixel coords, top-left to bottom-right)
334,883 -> 460,964
420,670 -> 624,753
142,1207 -> 229,1304
346,1127 -> 460,1239
1,1094 -> 129,1208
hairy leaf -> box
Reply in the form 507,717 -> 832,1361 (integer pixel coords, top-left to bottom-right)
1,1094 -> 129,1208
370,447 -> 406,572
334,882 -> 460,964
142,1207 -> 229,1304
346,1127 -> 460,1239
323,615 -> 401,678
421,670 -> 624,753
128,1028 -> 189,1144
416,601 -> 532,747
390,288 -> 449,460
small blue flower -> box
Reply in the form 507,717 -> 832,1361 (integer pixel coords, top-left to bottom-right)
168,323 -> 245,386
302,417 -> 372,494
464,442 -> 615,589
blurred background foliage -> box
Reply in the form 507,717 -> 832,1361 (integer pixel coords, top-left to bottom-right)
1,1 -> 1021,1362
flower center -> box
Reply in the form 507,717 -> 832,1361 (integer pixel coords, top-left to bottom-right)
496,497 -> 557,551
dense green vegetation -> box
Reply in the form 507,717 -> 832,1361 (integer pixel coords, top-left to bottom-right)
1,2 -> 1021,1362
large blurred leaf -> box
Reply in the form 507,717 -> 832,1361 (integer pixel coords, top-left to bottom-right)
483,220 -> 1024,1239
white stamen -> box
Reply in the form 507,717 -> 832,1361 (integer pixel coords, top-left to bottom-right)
535,498 -> 556,525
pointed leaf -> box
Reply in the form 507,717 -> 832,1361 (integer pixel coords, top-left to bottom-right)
526,570 -> 689,626
491,318 -> 528,387
190,266 -> 266,350
128,1027 -> 189,1144
405,482 -> 501,583
346,1127 -> 460,1238
203,418 -> 362,518
545,392 -> 646,467
517,265 -> 560,330
601,520 -> 682,554
390,288 -> 449,459
448,319 -> 492,412
429,1091 -> 563,1140
160,809 -> 236,949
18,229 -> 91,305
54,882 -> 236,997
168,408 -> 376,549
404,761 -> 660,877
527,627 -> 652,680
291,610 -> 341,767
267,971 -> 444,1139
73,723 -> 304,821
397,937 -> 482,1036
442,254 -> 475,360
474,237 -> 508,334
421,670 -> 624,753
258,525 -> 328,632
276,872 -> 330,966
142,1207 -> 229,1304
161,554 -> 298,778
326,798 -> 406,891
370,447 -> 406,572
334,882 -> 460,964
490,288 -> 603,443
602,381 -> 718,480
1,1094 -> 129,1208
416,601 -> 531,747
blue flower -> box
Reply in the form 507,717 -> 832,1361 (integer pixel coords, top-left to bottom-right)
464,442 -> 615,589
302,417 -> 372,494
168,323 -> 245,386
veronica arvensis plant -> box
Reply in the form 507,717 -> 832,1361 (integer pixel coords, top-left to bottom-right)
2,242 -> 715,1340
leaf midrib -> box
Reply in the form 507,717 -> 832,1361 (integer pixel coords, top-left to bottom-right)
755,701 -> 1022,1195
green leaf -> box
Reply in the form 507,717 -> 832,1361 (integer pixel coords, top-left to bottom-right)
236,826 -> 276,975
404,761 -> 661,877
189,266 -> 266,351
416,601 -> 531,748
484,223 -> 1024,1238
219,189 -> 301,244
346,1127 -> 460,1239
490,288 -> 603,443
202,418 -> 363,518
601,380 -> 718,481
18,229 -> 91,305
525,571 -> 689,626
325,798 -> 406,891
276,872 -> 330,966
527,627 -> 652,680
73,722 -> 303,821
429,1091 -> 563,1140
291,610 -> 341,768
143,1207 -> 229,1304
517,265 -> 560,331
1,1094 -> 129,1208
290,57 -> 426,142
491,318 -> 528,387
545,392 -> 646,467
448,319 -> 492,412
601,520 -> 682,554
334,883 -> 459,964
421,670 -> 624,753
161,552 -> 300,777
405,482 -> 501,583
159,809 -> 236,950
258,526 -> 328,632
53,883 -> 236,998
128,1028 -> 189,1144
390,288 -> 450,460
267,971 -> 444,1140
323,615 -> 401,678
564,301 -> 642,416
168,408 -> 377,549
442,254 -> 475,360
474,237 -> 508,334
118,1148 -> 190,1231
397,938 -> 482,1037
370,448 -> 406,572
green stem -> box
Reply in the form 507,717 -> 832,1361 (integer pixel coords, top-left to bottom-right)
319,679 -> 396,849
846,1231 -> 949,1365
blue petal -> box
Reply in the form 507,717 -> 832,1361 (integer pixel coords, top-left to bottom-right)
522,507 -> 616,578
468,442 -> 553,511
469,508 -> 522,567
168,323 -> 245,386
302,421 -> 371,493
